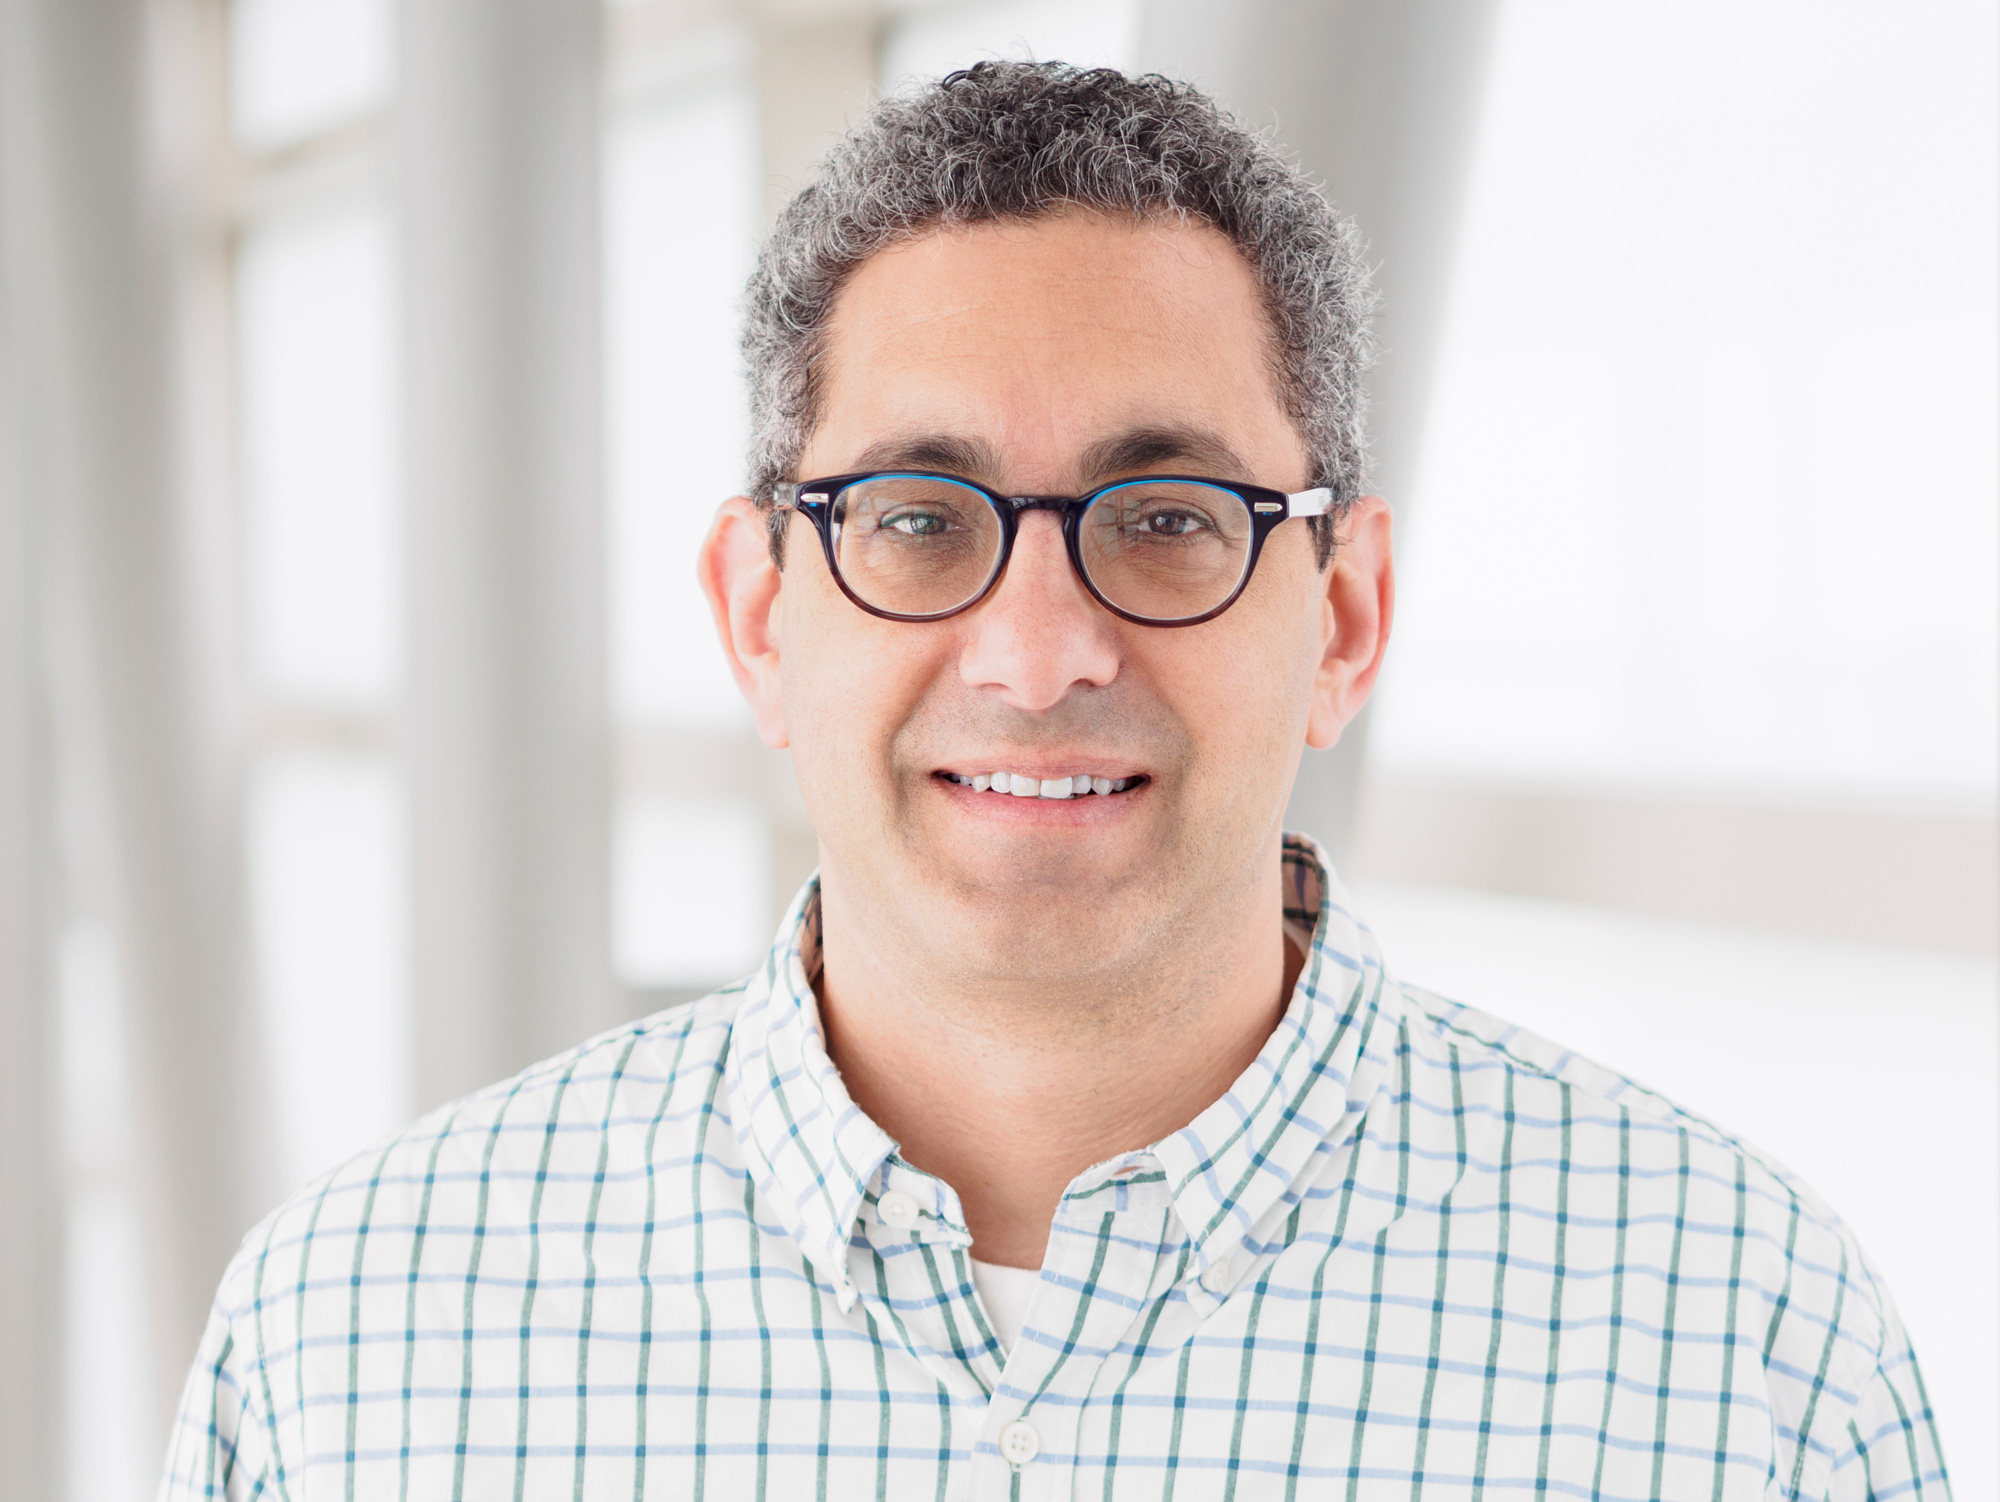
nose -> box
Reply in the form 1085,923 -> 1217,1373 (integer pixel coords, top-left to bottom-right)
956,511 -> 1120,711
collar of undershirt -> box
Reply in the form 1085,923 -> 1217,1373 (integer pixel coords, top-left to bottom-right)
722,831 -> 1400,1314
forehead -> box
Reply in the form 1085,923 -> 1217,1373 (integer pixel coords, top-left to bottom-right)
805,212 -> 1304,489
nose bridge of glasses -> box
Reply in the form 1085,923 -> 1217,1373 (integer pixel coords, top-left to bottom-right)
984,501 -> 1101,627
1004,494 -> 1081,517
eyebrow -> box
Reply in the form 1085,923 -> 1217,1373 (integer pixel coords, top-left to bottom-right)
849,433 -> 1004,479
842,424 -> 1258,492
1078,426 -> 1255,485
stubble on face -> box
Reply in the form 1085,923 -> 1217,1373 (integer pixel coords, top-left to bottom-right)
884,681 -> 1196,977
801,619 -> 1308,1025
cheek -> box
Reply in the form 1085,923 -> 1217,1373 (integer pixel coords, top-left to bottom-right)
1173,644 -> 1311,776
776,574 -> 939,803
775,573 -> 866,803
1165,557 -> 1325,772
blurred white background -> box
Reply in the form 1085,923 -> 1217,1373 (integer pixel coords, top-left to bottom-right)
0,1 -> 1990,1498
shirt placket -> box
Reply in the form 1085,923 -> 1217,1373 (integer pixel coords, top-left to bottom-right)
845,1160 -> 1007,1479
970,1165 -> 1180,1502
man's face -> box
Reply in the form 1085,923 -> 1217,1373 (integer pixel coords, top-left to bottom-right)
709,212 -> 1387,990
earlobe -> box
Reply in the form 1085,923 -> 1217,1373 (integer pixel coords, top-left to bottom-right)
1304,497 -> 1394,750
697,496 -> 791,749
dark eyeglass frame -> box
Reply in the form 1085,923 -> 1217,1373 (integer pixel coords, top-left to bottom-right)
774,471 -> 1335,627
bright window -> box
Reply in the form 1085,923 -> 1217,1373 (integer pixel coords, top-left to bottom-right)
1374,0 -> 2000,804
247,752 -> 408,1192
229,0 -> 394,151
232,0 -> 407,1193
614,794 -> 772,988
604,35 -> 775,990
605,67 -> 758,730
237,204 -> 399,706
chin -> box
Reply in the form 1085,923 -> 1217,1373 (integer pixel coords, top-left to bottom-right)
926,820 -> 1151,892
908,832 -> 1180,956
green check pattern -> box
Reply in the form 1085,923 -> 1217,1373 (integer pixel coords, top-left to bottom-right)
164,835 -> 1950,1499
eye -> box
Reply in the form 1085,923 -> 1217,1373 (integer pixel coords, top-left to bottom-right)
881,509 -> 953,538
1138,509 -> 1210,537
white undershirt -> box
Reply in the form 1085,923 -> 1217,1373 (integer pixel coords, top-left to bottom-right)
968,1258 -> 1041,1354
969,928 -> 1313,1357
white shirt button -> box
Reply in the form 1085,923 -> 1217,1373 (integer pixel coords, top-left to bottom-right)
1201,1258 -> 1232,1294
997,1418 -> 1040,1466
876,1189 -> 922,1230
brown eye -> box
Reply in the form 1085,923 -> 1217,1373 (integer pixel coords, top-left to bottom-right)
1140,510 -> 1208,537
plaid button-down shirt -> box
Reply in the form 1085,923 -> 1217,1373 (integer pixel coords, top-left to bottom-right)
165,836 -> 1950,1499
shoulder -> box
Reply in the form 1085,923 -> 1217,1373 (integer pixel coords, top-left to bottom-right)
1362,978 -> 1946,1498
1398,979 -> 1839,1202
1392,979 -> 1897,1375
209,985 -> 748,1328
164,987 -> 752,1494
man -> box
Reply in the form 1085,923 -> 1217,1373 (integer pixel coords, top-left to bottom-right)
166,63 -> 1948,1499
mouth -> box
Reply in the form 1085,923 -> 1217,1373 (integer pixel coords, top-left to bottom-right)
935,770 -> 1149,800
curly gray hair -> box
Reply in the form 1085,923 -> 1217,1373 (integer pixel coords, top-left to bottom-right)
741,60 -> 1376,567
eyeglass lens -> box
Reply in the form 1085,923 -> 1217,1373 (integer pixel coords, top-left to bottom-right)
829,475 -> 1256,622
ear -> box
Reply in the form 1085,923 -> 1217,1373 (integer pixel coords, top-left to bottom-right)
697,496 -> 791,749
1305,496 -> 1394,750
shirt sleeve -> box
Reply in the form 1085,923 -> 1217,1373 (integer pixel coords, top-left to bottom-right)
1823,1293 -> 1953,1502
158,1298 -> 274,1502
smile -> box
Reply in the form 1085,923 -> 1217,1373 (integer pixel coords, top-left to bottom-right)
938,771 -> 1146,800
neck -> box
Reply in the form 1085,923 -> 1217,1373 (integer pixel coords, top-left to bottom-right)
814,845 -> 1302,1269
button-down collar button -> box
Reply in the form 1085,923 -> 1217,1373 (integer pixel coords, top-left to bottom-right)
1200,1258 -> 1232,1294
877,1189 -> 922,1230
997,1418 -> 1040,1467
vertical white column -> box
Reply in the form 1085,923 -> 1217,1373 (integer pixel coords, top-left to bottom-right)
0,6 -> 60,1480
402,0 -> 611,1110
2,0 -> 267,1435
1138,0 -> 1500,856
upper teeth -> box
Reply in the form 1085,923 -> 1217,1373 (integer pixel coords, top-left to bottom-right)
954,772 -> 1136,798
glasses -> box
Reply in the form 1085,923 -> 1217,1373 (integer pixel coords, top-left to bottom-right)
775,471 -> 1333,627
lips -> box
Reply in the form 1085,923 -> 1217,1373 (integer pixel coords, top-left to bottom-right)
937,770 -> 1145,800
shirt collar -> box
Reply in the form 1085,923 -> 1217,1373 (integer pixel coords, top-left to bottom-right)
723,882 -> 900,1314
724,833 -> 1396,1312
1147,835 -> 1398,1302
